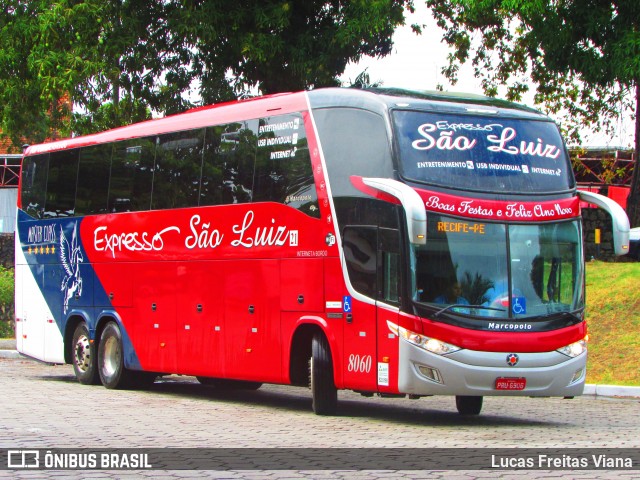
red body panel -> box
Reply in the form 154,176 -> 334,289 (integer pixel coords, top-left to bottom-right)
416,188 -> 580,222
398,311 -> 586,353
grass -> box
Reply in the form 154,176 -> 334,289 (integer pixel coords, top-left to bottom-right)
1,261 -> 638,386
585,260 -> 640,386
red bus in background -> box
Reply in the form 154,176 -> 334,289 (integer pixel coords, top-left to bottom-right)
15,88 -> 630,415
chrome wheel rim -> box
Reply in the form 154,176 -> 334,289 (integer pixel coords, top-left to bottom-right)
74,335 -> 91,372
102,336 -> 120,378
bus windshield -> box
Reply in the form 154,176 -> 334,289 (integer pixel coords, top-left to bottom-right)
393,110 -> 574,193
411,216 -> 584,319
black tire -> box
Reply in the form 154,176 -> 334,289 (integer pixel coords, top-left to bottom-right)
196,377 -> 262,390
456,395 -> 483,415
71,323 -> 100,385
310,332 -> 337,415
98,321 -> 133,389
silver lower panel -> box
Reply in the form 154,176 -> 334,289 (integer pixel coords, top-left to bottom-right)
398,340 -> 586,397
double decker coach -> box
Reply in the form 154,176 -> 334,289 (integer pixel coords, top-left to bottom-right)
15,88 -> 629,415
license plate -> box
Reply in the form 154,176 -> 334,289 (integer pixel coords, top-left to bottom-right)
495,377 -> 526,390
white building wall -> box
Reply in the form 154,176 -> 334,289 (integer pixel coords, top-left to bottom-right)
0,188 -> 17,233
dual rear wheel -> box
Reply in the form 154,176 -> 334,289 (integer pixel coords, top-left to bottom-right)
71,321 -> 155,389
71,323 -> 100,385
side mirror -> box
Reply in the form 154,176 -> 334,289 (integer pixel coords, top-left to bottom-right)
578,190 -> 630,256
360,177 -> 426,245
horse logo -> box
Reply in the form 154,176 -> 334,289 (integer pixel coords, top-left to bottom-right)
60,223 -> 84,314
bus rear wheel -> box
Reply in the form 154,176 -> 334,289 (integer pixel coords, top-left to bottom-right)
310,332 -> 337,415
455,395 -> 483,415
98,321 -> 133,389
71,323 -> 100,385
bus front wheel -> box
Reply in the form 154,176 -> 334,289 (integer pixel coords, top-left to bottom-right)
310,332 -> 337,415
71,323 -> 100,385
455,395 -> 483,415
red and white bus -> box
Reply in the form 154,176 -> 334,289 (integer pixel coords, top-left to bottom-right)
15,88 -> 630,415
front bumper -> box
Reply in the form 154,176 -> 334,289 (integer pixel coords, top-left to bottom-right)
398,339 -> 586,397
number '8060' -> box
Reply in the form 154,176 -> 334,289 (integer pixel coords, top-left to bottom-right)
347,354 -> 372,373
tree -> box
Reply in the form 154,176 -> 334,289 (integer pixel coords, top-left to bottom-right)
425,0 -> 640,227
0,0 -> 413,147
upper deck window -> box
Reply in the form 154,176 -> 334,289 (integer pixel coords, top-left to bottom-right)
393,110 -> 574,194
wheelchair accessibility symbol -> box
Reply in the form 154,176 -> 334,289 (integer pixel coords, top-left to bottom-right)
343,296 -> 352,313
512,297 -> 526,315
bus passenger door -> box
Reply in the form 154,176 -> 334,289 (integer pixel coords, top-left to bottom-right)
375,227 -> 402,394
341,226 -> 378,391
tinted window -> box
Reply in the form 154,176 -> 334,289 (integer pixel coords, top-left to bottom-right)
109,138 -> 155,212
21,153 -> 49,218
343,226 -> 378,298
44,149 -> 79,217
201,121 -> 256,206
313,108 -> 393,199
76,144 -> 112,215
394,111 -> 574,193
254,114 -> 319,218
199,127 -> 224,206
152,129 -> 205,210
379,227 -> 401,306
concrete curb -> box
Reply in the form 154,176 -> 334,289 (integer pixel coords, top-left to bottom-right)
582,384 -> 640,399
0,349 -> 23,359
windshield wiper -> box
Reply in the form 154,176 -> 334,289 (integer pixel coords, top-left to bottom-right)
529,308 -> 585,323
433,304 -> 507,317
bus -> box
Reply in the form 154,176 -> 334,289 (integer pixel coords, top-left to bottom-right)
15,88 -> 630,415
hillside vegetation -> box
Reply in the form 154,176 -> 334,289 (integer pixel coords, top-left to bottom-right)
585,261 -> 640,386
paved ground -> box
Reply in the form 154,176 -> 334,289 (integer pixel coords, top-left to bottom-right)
0,356 -> 639,479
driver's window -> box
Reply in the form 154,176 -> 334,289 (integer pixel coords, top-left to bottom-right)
343,226 -> 377,298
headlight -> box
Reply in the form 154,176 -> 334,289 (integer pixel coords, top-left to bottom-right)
387,321 -> 460,355
556,339 -> 587,358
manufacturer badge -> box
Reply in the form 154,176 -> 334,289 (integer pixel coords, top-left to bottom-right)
506,353 -> 519,367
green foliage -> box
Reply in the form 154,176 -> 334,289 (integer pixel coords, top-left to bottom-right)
0,0 -> 413,144
0,266 -> 14,338
460,271 -> 493,306
426,0 -> 639,141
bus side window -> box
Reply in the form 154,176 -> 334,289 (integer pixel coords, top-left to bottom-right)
152,129 -> 205,210
253,113 -> 319,218
75,144 -> 112,215
202,121 -> 256,206
343,226 -> 377,299
109,138 -> 155,212
21,154 -> 49,219
200,126 -> 224,206
44,149 -> 80,218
